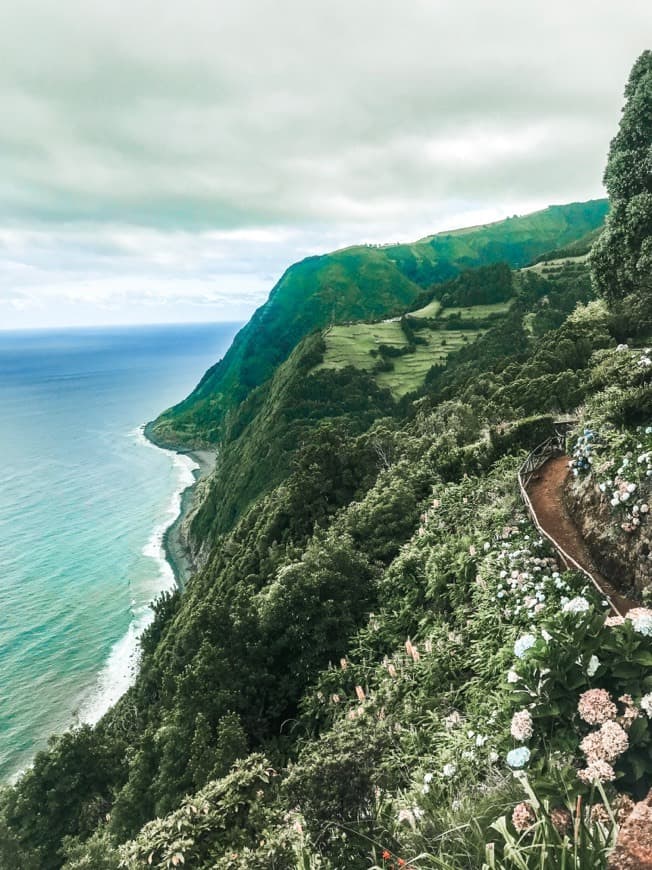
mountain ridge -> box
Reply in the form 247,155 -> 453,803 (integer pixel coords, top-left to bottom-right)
149,198 -> 608,449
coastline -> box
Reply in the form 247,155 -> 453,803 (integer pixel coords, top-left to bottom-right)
162,447 -> 215,586
77,428 -> 216,729
142,421 -> 216,587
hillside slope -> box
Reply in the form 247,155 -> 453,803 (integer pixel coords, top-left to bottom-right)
4,201 -> 652,870
8,262 -> 651,870
149,199 -> 607,448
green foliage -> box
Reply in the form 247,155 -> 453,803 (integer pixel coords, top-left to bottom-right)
118,755 -> 293,869
591,51 -> 652,305
284,718 -> 395,862
438,262 -> 513,308
62,828 -> 120,870
190,333 -> 394,540
1,726 -> 126,869
489,415 -> 557,455
528,226 -> 604,265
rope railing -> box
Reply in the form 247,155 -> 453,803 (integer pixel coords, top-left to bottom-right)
518,436 -> 624,618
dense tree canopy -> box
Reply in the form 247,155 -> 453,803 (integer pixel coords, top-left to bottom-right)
591,50 -> 652,305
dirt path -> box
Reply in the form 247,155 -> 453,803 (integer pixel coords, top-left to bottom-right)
527,455 -> 635,615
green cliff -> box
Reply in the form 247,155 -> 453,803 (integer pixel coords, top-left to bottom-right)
149,199 -> 608,448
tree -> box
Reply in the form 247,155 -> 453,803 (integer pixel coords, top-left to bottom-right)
591,51 -> 652,305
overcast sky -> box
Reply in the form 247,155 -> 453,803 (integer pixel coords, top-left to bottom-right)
0,0 -> 649,329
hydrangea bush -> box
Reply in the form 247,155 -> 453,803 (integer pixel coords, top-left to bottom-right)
505,605 -> 652,793
569,421 -> 652,534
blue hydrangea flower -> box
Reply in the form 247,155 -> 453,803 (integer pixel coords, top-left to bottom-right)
506,747 -> 531,769
514,633 -> 536,658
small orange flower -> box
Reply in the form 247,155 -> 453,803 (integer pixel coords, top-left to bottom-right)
398,860 -> 406,867
382,850 -> 391,861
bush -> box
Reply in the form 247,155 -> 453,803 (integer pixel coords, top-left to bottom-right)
489,415 -> 557,455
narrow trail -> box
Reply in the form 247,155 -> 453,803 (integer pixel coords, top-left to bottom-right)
527,455 -> 636,615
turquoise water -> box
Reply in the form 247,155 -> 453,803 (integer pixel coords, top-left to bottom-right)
0,322 -> 239,780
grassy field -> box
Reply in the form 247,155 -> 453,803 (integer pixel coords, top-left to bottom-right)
409,299 -> 442,318
522,254 -> 588,274
317,322 -> 405,372
377,329 -> 479,396
317,320 -> 486,398
311,240 -> 600,402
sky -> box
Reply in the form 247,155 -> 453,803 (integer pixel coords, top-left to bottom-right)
0,1 -> 650,330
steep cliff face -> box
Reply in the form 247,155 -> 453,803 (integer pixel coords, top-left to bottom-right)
564,473 -> 652,597
177,475 -> 215,573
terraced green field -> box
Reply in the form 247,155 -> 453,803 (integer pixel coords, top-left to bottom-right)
320,322 -> 406,370
522,254 -> 588,275
317,320 -> 486,398
377,329 -> 478,396
315,294 -> 518,399
409,299 -> 511,320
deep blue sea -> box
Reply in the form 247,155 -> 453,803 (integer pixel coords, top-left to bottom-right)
0,322 -> 240,781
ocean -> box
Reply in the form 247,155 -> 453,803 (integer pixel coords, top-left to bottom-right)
0,322 -> 240,781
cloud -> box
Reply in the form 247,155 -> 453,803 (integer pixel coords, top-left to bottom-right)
0,0 -> 649,327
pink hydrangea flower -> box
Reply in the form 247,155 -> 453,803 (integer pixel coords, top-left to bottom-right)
512,801 -> 536,832
510,709 -> 533,742
582,720 -> 629,762
598,720 -> 629,761
605,615 -> 625,627
577,759 -> 616,784
578,689 -> 617,725
580,731 -> 606,761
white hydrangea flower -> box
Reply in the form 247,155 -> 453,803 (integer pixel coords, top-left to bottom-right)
562,596 -> 590,614
640,693 -> 652,717
628,609 -> 652,636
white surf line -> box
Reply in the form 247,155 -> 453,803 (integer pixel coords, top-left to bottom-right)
78,425 -> 198,726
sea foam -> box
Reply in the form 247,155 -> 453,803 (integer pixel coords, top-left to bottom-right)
79,426 -> 198,726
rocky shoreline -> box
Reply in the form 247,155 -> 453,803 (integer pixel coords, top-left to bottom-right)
162,448 -> 215,587
142,421 -> 216,587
